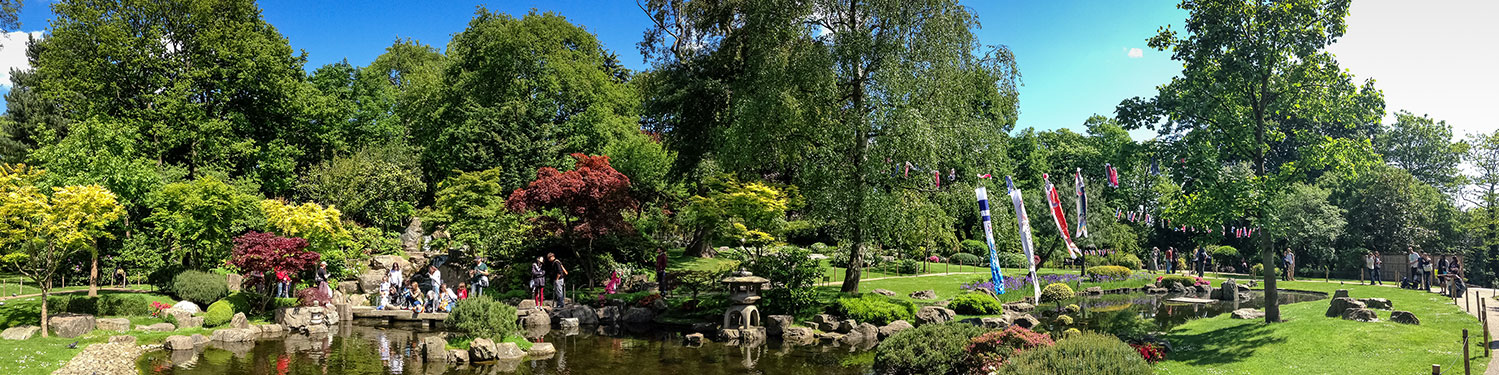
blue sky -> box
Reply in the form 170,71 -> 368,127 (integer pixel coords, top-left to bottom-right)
1,1 -> 1493,139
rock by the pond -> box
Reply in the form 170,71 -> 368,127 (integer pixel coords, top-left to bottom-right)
171,301 -> 202,314
1,325 -> 38,340
1333,289 -> 1349,299
96,318 -> 131,332
164,308 -> 194,324
230,312 -> 250,329
1359,298 -> 1392,310
816,332 -> 845,344
740,326 -> 767,343
447,349 -> 469,363
1084,286 -> 1104,295
357,270 -> 386,294
685,332 -> 705,345
878,320 -> 914,339
783,326 -> 816,345
1342,308 -> 1379,322
1004,312 -> 1039,329
621,307 -> 656,324
211,328 -> 256,342
140,323 -> 176,332
108,335 -> 136,345
719,328 -> 742,341
650,297 -> 669,311
48,314 -> 96,338
812,314 -> 840,332
597,305 -> 622,322
691,322 -> 718,333
521,309 -> 551,327
916,306 -> 956,325
1194,284 -> 1213,295
257,324 -> 285,336
766,315 -> 793,336
1231,308 -> 1265,320
558,318 -> 580,329
177,316 -> 204,330
423,336 -> 447,361
278,306 -> 330,333
191,334 -> 209,345
554,304 -> 599,325
872,289 -> 897,297
852,323 -> 878,341
1147,287 -> 1169,294
470,339 -> 525,362
909,290 -> 938,300
528,342 -> 556,357
51,341 -> 143,375
1002,302 -> 1035,313
1326,297 -> 1366,318
164,335 -> 197,350
1391,310 -> 1420,325
836,319 -> 856,334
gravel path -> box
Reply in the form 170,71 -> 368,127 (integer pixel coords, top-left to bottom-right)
51,341 -> 143,375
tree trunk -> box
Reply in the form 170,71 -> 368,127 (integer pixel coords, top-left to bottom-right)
39,281 -> 50,337
686,226 -> 715,258
88,250 -> 99,297
837,0 -> 867,294
1255,104 -> 1279,323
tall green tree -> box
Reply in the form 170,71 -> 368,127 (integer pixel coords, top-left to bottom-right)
1116,0 -> 1382,322
1468,130 -> 1499,286
1263,183 -> 1345,272
1376,110 -> 1467,196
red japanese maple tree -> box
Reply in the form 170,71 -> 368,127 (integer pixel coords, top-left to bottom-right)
228,231 -> 320,288
508,154 -> 637,281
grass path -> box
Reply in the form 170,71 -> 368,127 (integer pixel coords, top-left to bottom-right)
0,287 -> 155,302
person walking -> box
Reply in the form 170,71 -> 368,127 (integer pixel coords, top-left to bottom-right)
1282,249 -> 1295,281
1151,247 -> 1160,274
1194,246 -> 1207,278
469,257 -> 490,298
530,256 -> 546,309
655,248 -> 669,286
545,253 -> 569,307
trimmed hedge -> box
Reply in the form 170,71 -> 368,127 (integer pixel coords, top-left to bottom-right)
98,294 -> 151,316
949,253 -> 983,266
874,322 -> 990,375
1084,265 -> 1132,281
949,293 -> 1003,315
204,300 -> 234,327
833,293 -> 915,326
172,270 -> 228,306
997,331 -> 1153,375
448,296 -> 520,340
1039,283 -> 1075,303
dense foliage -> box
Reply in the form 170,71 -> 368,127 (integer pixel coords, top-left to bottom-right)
873,322 -> 990,375
833,294 -> 916,326
227,232 -> 319,288
1084,266 -> 1132,281
949,293 -> 1004,315
966,326 -> 1055,371
447,296 -> 520,340
172,270 -> 228,307
97,294 -> 150,316
996,331 -> 1152,375
1040,283 -> 1075,303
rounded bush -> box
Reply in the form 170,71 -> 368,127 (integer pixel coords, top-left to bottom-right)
1063,328 -> 1081,336
1084,265 -> 1132,281
893,259 -> 921,275
997,331 -> 1152,375
98,294 -> 151,316
172,270 -> 228,306
834,294 -> 915,326
1040,283 -> 1075,303
949,293 -> 1003,315
874,322 -> 990,375
949,253 -> 983,266
998,253 -> 1030,268
204,300 -> 234,327
448,295 -> 520,340
1054,314 -> 1074,326
960,240 -> 987,256
1063,304 -> 1080,314
1157,275 -> 1203,288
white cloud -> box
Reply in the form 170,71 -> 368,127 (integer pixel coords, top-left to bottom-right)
0,31 -> 42,87
1127,48 -> 1144,58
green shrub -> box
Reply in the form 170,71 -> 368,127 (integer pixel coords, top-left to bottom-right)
172,270 -> 228,306
1087,253 -> 1143,270
960,239 -> 987,256
875,322 -> 990,375
1157,275 -> 1202,288
1063,304 -> 1080,314
809,242 -> 830,254
949,253 -> 983,266
1055,314 -> 1074,326
45,295 -> 98,315
1039,283 -> 1075,303
448,296 -> 519,340
966,326 -> 1055,372
273,298 -> 301,308
893,259 -> 921,275
1084,265 -> 1132,281
833,294 -> 915,326
997,331 -> 1152,375
204,300 -> 234,327
97,294 -> 150,316
949,293 -> 1003,315
998,252 -> 1029,268
1249,263 -> 1281,277
1212,245 -> 1239,263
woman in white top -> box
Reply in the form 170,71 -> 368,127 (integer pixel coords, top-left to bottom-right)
427,265 -> 442,310
378,275 -> 392,309
439,285 -> 458,312
388,264 -> 403,289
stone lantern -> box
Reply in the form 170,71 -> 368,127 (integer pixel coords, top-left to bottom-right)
721,269 -> 770,339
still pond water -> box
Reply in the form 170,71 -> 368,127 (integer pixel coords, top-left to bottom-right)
137,289 -> 1324,375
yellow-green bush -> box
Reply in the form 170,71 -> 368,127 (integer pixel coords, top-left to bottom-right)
1040,283 -> 1075,303
949,293 -> 1003,315
204,300 -> 234,327
997,331 -> 1152,375
1084,265 -> 1132,281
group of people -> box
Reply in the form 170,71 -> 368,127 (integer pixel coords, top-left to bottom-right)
1368,247 -> 1465,296
375,258 -> 496,313
1148,246 -> 1214,277
527,253 -> 569,309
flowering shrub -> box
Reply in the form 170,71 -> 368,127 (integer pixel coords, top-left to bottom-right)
1156,275 -> 1207,288
1131,343 -> 1166,364
150,301 -> 171,317
928,255 -> 942,263
965,326 -> 1055,371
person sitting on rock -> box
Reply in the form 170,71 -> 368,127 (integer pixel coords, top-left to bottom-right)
438,285 -> 458,312
377,274 -> 392,310
403,281 -> 425,312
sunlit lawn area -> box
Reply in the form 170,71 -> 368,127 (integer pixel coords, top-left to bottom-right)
816,268 -> 1158,305
1157,279 -> 1486,375
0,290 -> 205,375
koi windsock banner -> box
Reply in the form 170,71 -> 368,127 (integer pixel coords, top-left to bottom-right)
1075,168 -> 1089,238
975,186 -> 1006,295
1006,176 -> 1041,304
1043,174 -> 1082,258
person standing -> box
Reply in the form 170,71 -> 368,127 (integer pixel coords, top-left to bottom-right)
1372,251 -> 1383,285
1151,247 -> 1160,274
1195,246 -> 1207,278
1165,247 -> 1176,274
1282,249 -> 1295,281
377,274 -> 392,310
1438,256 -> 1449,278
545,253 -> 569,307
1364,251 -> 1377,285
1422,256 -> 1434,291
427,265 -> 442,310
315,261 -> 331,295
469,258 -> 490,298
655,248 -> 669,286
388,263 -> 403,292
530,256 -> 546,309
1407,247 -> 1420,288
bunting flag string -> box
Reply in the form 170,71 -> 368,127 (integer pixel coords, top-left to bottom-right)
1043,173 -> 1082,258
1005,176 -> 1041,304
974,186 -> 1006,296
1074,168 -> 1089,238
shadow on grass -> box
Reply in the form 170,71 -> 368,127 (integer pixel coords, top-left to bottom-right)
1168,321 -> 1286,367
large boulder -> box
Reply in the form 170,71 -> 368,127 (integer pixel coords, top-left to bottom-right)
1084,286 -> 1104,295
398,218 -> 424,253
1325,297 -> 1366,318
96,318 -> 131,332
597,306 -> 622,322
621,307 -> 656,324
765,315 -> 794,336
211,328 -> 256,342
370,255 -> 410,272
447,349 -> 469,364
836,319 -> 857,334
163,335 -> 197,351
423,336 -> 447,361
558,318 -> 580,329
878,320 -> 914,339
470,339 -> 525,362
140,323 -> 175,332
1217,280 -> 1238,300
278,306 -> 329,332
783,326 -> 816,345
1342,308 -> 1379,322
171,301 -> 202,314
1333,289 -> 1350,299
226,274 -> 243,293
191,334 -> 209,345
916,306 -> 956,325
165,308 -> 195,324
1,326 -> 39,340
872,289 -> 897,297
1391,310 -> 1420,325
553,304 -> 599,325
48,314 -> 96,338
176,316 -> 204,330
1359,298 -> 1393,310
1231,308 -> 1265,320
357,270 -> 386,294
1003,312 -> 1039,329
909,290 -> 938,300
336,281 -> 360,295
1002,302 -> 1035,313
230,313 -> 250,329
521,309 -> 551,327
528,342 -> 556,357
812,314 -> 840,332
685,333 -> 705,346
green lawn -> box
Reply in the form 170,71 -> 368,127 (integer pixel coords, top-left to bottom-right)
0,290 -> 211,375
818,268 -> 1153,305
1157,280 -> 1487,375
0,291 -> 176,330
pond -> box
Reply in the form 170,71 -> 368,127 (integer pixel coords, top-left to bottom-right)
136,289 -> 1324,375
